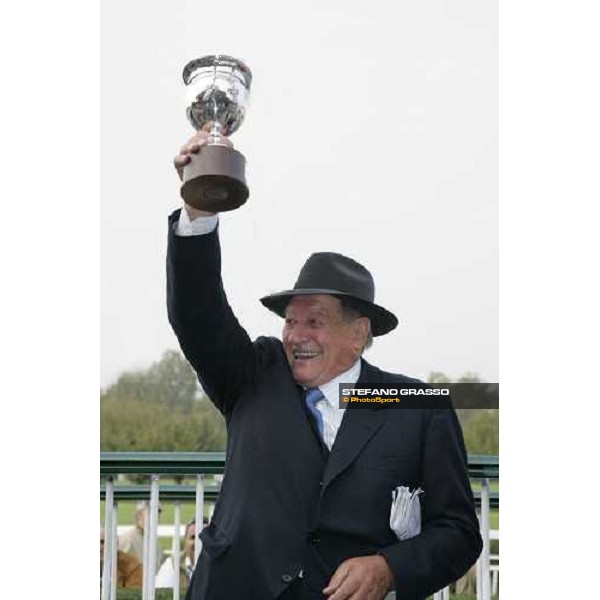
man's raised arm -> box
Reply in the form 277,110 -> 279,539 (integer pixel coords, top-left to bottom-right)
167,131 -> 256,415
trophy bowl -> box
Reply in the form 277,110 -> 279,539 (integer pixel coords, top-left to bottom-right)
181,55 -> 252,212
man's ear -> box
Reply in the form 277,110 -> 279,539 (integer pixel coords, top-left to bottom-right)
353,317 -> 370,350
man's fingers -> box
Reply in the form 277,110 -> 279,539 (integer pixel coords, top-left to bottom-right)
325,575 -> 360,600
217,136 -> 234,148
186,143 -> 201,154
177,133 -> 231,157
173,131 -> 233,179
179,139 -> 207,156
189,130 -> 211,144
324,556 -> 393,600
323,564 -> 350,594
174,154 -> 192,168
173,154 -> 191,180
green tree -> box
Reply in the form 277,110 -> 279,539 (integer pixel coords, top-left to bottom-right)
462,409 -> 499,454
426,372 -> 498,455
100,350 -> 226,452
427,372 -> 453,384
102,350 -> 201,412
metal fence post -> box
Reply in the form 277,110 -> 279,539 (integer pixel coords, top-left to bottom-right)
101,476 -> 114,600
173,501 -> 182,600
111,500 -> 118,600
480,478 -> 491,600
147,474 -> 160,600
142,502 -> 149,600
195,474 -> 204,565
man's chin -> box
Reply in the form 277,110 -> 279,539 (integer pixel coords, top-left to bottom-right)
290,360 -> 321,386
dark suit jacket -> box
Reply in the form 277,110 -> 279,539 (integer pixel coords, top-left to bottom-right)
167,211 -> 482,600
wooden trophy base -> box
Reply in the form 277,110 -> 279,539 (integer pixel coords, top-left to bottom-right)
180,144 -> 249,212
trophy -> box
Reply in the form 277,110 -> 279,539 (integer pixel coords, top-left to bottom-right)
181,55 -> 252,212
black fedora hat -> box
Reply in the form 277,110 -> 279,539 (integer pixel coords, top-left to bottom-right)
259,252 -> 398,336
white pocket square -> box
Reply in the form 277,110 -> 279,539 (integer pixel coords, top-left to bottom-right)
390,486 -> 423,540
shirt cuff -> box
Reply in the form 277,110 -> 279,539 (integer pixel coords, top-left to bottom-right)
175,207 -> 219,237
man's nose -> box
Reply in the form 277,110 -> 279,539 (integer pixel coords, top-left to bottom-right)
286,325 -> 310,343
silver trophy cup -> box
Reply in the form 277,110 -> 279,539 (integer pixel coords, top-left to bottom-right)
181,55 -> 252,212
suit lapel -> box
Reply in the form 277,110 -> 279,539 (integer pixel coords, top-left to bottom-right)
321,360 -> 386,491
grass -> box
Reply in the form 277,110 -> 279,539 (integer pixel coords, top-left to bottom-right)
101,477 -> 499,551
102,485 -> 499,528
100,500 -> 201,526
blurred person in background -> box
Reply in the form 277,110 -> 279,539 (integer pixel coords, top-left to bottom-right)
101,526 -> 143,588
118,500 -> 165,573
156,517 -> 206,589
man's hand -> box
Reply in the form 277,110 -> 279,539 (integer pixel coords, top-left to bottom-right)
323,555 -> 395,600
173,130 -> 234,220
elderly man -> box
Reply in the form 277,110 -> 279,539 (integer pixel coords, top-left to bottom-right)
168,132 -> 482,600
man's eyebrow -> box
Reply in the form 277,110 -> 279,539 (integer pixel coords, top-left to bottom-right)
287,308 -> 330,318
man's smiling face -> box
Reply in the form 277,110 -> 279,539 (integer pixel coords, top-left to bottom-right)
282,294 -> 368,387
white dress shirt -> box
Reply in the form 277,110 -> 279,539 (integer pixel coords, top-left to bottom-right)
312,359 -> 361,449
175,208 -> 218,236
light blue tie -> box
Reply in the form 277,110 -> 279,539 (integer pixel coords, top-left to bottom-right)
304,388 -> 325,439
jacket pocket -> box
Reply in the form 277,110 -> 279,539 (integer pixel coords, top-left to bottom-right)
199,522 -> 233,558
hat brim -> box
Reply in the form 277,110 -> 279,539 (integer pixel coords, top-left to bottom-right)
259,289 -> 398,336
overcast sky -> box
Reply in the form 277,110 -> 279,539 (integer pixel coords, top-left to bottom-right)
101,0 -> 498,388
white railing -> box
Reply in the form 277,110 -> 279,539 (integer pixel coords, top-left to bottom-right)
101,453 -> 498,600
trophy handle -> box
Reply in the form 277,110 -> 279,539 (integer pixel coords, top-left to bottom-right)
180,145 -> 249,212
